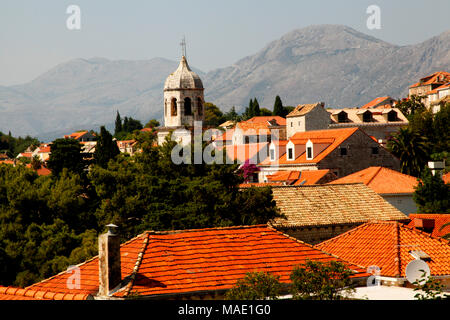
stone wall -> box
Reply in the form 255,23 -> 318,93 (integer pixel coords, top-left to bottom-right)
279,223 -> 360,245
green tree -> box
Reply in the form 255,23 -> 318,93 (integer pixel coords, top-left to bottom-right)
387,127 -> 429,177
114,111 -> 122,135
413,270 -> 449,300
225,271 -> 283,300
204,102 -> 225,127
413,168 -> 450,213
396,95 -> 426,119
94,126 -> 120,168
253,98 -> 260,116
273,95 -> 284,117
224,106 -> 240,122
260,108 -> 273,116
47,138 -> 86,177
144,119 -> 160,128
290,260 -> 355,300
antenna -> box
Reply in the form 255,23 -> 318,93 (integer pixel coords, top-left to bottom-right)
405,259 -> 430,284
180,35 -> 186,57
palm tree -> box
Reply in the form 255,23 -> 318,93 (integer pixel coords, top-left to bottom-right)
387,127 -> 429,177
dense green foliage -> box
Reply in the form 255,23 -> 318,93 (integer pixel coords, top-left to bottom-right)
0,131 -> 39,158
413,168 -> 450,213
387,102 -> 450,177
225,272 -> 283,300
0,131 -> 281,287
204,102 -> 226,127
290,260 -> 355,300
114,111 -> 143,140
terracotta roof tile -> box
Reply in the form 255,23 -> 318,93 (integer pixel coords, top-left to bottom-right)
0,286 -> 90,300
287,102 -> 324,117
443,172 -> 450,184
360,96 -> 394,109
328,167 -> 419,194
410,71 -> 450,88
24,225 -> 369,299
267,170 -> 330,185
316,221 -> 450,277
407,214 -> 450,238
270,183 -> 408,228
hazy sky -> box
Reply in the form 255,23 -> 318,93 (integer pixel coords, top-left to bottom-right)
1,0 -> 449,86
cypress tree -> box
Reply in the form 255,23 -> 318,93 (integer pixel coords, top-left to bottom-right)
94,126 -> 120,168
273,95 -> 284,116
114,111 -> 122,135
253,98 -> 260,117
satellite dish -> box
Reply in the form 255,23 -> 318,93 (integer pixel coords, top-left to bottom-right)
405,259 -> 431,284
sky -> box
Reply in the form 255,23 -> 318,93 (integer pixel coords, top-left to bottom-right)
0,0 -> 449,86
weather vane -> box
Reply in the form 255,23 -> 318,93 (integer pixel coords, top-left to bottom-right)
180,36 -> 186,58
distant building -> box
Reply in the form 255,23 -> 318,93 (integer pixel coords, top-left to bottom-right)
258,127 -> 400,182
116,140 -> 137,156
286,102 -> 329,139
409,71 -> 450,112
64,130 -> 96,142
407,214 -> 450,238
360,96 -> 396,109
329,166 -> 419,215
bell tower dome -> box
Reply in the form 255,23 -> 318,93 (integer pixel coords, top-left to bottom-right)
163,55 -> 204,128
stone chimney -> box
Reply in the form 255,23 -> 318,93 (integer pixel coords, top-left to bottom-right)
98,224 -> 121,296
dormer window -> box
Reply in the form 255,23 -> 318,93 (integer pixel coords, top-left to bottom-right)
306,140 -> 313,160
387,110 -> 398,122
340,147 -> 347,156
362,111 -> 373,122
337,111 -> 349,123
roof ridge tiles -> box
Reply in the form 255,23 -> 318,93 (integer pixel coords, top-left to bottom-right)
121,233 -> 150,297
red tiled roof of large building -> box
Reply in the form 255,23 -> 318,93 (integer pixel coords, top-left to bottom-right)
407,214 -> 450,238
267,169 -> 331,186
410,71 -> 450,88
316,221 -> 450,278
259,127 -> 359,166
65,130 -> 89,140
25,225 -> 369,299
328,167 -> 419,194
0,286 -> 91,300
360,96 -> 394,109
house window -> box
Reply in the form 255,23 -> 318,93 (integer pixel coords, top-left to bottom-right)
290,122 -> 293,127
306,147 -> 312,159
245,136 -> 250,144
288,148 -> 293,160
371,147 -> 379,155
340,147 -> 347,156
270,149 -> 275,161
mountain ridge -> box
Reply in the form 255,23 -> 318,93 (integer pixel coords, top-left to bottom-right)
0,24 -> 448,141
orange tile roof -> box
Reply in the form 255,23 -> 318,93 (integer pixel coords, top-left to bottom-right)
407,214 -> 450,238
18,152 -> 33,158
25,225 -> 369,298
443,172 -> 450,184
410,71 -> 450,88
328,167 -> 419,194
37,146 -> 51,153
360,96 -> 393,109
259,127 -> 359,166
316,221 -> 450,277
242,116 -> 286,126
0,286 -> 91,300
267,169 -> 330,186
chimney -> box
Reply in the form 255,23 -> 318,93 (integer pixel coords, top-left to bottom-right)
98,224 -> 121,296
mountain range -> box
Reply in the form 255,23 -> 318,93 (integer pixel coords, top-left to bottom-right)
0,24 -> 449,141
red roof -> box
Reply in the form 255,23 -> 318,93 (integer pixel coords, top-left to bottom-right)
410,71 -> 450,88
328,167 -> 419,194
0,286 -> 90,300
316,221 -> 450,278
26,225 -> 368,299
407,214 -> 450,238
65,131 -> 89,140
238,182 -> 283,188
242,116 -> 286,126
360,96 -> 393,109
267,169 -> 330,185
443,172 -> 450,184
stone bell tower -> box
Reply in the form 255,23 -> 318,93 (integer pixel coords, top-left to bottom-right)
157,39 -> 205,146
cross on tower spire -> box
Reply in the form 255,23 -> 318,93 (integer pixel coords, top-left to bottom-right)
180,36 -> 186,58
